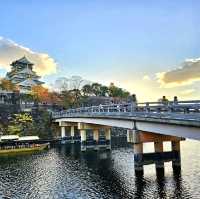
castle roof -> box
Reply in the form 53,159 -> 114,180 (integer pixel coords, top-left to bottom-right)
10,74 -> 24,78
18,68 -> 36,76
11,56 -> 34,66
17,79 -> 38,87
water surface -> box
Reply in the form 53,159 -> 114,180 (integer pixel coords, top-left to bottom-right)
0,140 -> 199,198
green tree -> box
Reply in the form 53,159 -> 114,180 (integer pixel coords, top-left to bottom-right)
82,84 -> 93,96
108,83 -> 130,98
60,90 -> 73,108
91,83 -> 102,96
99,86 -> 109,97
32,110 -> 52,139
61,89 -> 82,108
7,113 -> 33,135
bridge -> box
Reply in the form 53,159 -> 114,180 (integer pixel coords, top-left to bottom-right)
52,100 -> 200,175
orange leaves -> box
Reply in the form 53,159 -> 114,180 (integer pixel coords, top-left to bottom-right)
0,79 -> 18,91
32,85 -> 49,102
31,85 -> 61,104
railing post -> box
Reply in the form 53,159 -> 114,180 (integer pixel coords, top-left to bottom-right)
130,103 -> 133,113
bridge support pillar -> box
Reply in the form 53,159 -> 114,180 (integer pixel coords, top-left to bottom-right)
61,126 -> 66,138
154,141 -> 164,176
59,122 -> 78,144
93,129 -> 99,150
132,130 -> 184,176
127,130 -> 134,143
133,131 -> 144,175
70,126 -> 75,143
171,141 -> 181,170
105,128 -> 111,150
78,123 -> 111,151
80,129 -> 87,151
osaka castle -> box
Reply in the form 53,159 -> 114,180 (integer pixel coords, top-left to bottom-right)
5,56 -> 44,92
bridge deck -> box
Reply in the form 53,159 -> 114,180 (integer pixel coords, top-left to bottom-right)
52,101 -> 200,140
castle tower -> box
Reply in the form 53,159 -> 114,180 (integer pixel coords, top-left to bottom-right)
6,56 -> 44,92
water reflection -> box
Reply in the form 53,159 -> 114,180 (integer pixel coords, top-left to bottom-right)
0,140 -> 199,198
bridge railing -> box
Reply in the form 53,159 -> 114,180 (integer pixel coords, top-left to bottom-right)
52,100 -> 200,120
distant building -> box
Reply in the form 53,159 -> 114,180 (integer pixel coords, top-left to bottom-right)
5,56 -> 44,92
81,96 -> 135,107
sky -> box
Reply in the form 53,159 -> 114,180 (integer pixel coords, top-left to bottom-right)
0,0 -> 200,101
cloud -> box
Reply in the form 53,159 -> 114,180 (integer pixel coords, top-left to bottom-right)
180,89 -> 195,96
142,75 -> 151,81
157,57 -> 200,88
0,37 -> 57,76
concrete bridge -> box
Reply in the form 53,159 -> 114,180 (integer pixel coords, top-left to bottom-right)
52,100 -> 200,175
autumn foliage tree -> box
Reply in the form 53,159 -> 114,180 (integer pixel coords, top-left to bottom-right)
31,85 -> 62,105
31,85 -> 50,103
0,78 -> 18,91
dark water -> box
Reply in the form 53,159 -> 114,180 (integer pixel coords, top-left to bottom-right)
0,140 -> 200,199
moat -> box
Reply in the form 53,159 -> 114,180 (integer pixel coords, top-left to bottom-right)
0,139 -> 199,199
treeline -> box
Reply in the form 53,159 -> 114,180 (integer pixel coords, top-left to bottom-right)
0,78 -> 135,109
0,79 -> 135,138
82,82 -> 130,98
60,82 -> 134,108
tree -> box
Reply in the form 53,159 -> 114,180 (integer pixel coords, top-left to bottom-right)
32,110 -> 53,139
53,77 -> 69,92
108,83 -> 130,98
20,93 -> 34,104
82,84 -> 93,96
70,76 -> 84,90
82,84 -> 109,97
91,83 -> 102,96
0,79 -> 17,91
61,90 -> 72,108
99,85 -> 109,97
69,89 -> 82,107
48,91 -> 62,105
6,111 -> 53,139
31,85 -> 50,103
7,113 -> 33,135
